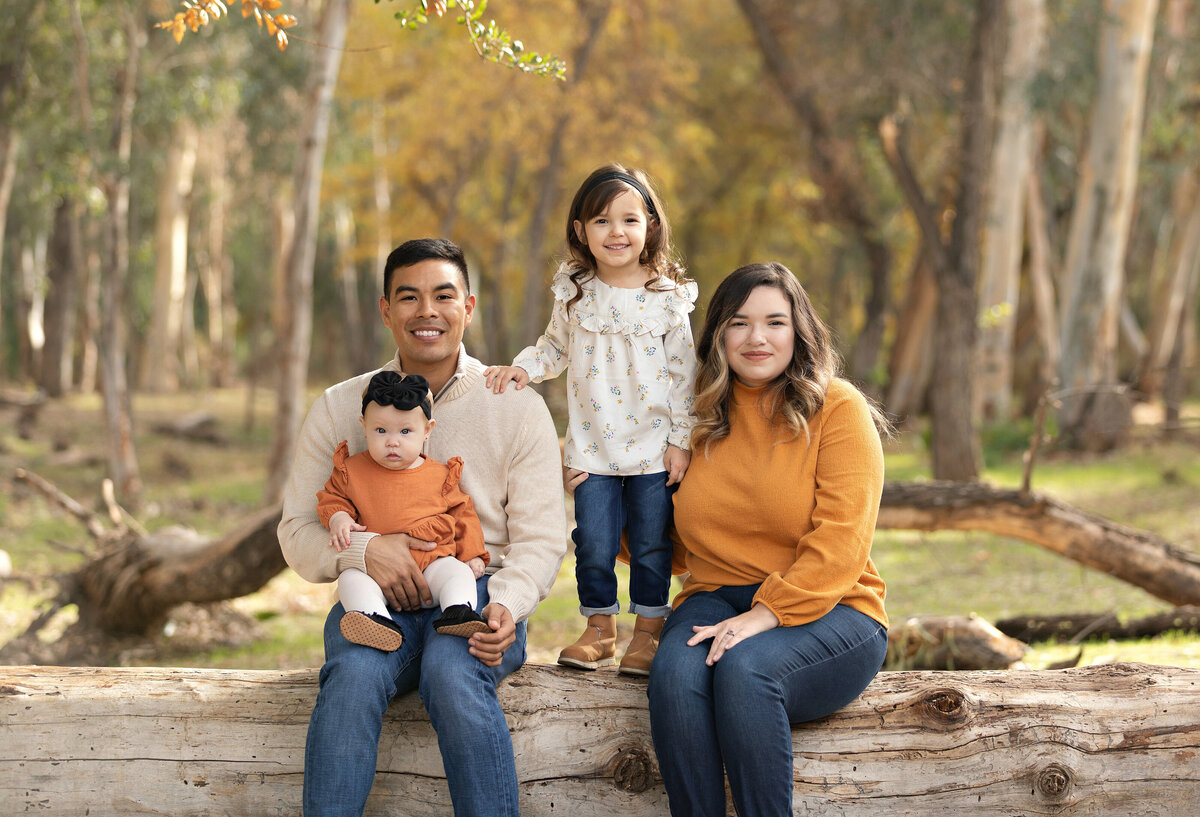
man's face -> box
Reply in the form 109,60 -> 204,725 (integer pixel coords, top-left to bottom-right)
379,259 -> 475,373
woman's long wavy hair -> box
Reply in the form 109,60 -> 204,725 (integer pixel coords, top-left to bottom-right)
691,262 -> 887,454
561,163 -> 688,312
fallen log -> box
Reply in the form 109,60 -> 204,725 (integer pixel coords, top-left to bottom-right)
998,606 -> 1200,643
886,613 -> 1028,670
878,480 -> 1200,607
3,662 -> 1198,816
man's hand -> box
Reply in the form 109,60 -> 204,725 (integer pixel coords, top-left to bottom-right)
468,603 -> 516,667
364,533 -> 438,610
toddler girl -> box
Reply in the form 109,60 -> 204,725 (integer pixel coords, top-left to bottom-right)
485,163 -> 697,675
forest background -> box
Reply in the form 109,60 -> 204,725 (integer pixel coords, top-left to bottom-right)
0,0 -> 1198,669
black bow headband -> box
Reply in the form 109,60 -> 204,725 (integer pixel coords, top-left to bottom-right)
579,170 -> 658,220
362,371 -> 433,419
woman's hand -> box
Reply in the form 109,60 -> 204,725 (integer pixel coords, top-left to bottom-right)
482,365 -> 531,394
688,603 -> 779,666
663,444 -> 691,486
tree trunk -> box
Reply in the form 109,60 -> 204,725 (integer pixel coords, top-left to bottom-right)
200,129 -> 237,388
332,199 -> 372,374
1057,0 -> 1158,448
519,1 -> 611,340
881,3 -> 999,480
75,506 -> 286,636
928,0 -> 1000,480
39,198 -> 80,397
70,0 -> 143,503
736,0 -> 893,389
4,663 -> 1197,816
263,0 -> 352,506
878,480 -> 1200,607
17,228 -> 47,381
885,251 -> 937,419
1139,170 -> 1200,399
142,118 -> 198,392
1024,148 -> 1060,403
0,130 -> 17,352
976,0 -> 1045,423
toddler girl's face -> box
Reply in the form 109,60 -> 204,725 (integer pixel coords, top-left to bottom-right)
360,402 -> 432,470
575,189 -> 649,279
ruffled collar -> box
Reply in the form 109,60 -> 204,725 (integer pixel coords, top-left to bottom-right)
550,265 -> 697,336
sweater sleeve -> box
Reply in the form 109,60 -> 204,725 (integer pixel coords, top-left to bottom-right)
511,272 -> 573,383
279,390 -> 374,583
664,297 -> 698,450
480,396 -> 569,622
753,386 -> 885,627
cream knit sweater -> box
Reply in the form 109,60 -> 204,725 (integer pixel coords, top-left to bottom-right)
278,347 -> 568,623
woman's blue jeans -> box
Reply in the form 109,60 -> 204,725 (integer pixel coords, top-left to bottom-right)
572,471 -> 674,617
647,586 -> 887,817
302,576 -> 527,817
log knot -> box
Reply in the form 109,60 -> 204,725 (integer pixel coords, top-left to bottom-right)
920,687 -> 970,724
1035,762 -> 1073,800
612,748 -> 654,793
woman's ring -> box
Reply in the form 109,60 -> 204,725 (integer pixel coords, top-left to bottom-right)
726,630 -> 736,636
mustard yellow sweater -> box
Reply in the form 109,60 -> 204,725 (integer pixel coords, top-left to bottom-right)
672,378 -> 887,629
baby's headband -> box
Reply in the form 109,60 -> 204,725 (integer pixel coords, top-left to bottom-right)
579,171 -> 658,220
362,371 -> 433,419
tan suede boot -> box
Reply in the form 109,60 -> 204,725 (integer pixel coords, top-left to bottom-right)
557,614 -> 617,670
618,615 -> 665,677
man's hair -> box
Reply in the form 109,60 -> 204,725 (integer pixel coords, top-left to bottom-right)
383,238 -> 470,297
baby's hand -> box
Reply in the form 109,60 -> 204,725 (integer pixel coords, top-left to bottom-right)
467,557 -> 486,579
482,365 -> 531,394
329,511 -> 366,552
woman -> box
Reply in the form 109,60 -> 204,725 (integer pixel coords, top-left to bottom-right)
646,262 -> 890,817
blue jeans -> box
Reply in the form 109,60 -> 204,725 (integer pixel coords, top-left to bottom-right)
303,576 -> 527,817
647,586 -> 887,817
572,471 -> 675,617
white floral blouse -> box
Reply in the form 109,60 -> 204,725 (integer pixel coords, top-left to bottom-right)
513,266 -> 698,476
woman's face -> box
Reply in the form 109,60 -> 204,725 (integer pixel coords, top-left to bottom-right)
722,285 -> 795,387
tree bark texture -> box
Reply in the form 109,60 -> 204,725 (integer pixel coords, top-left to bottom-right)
977,0 -> 1045,423
38,198 -> 80,397
72,505 -> 285,636
736,0 -> 893,388
3,663 -> 1197,816
142,117 -> 198,392
885,252 -> 937,419
878,480 -> 1200,607
93,3 -> 143,504
1057,0 -> 1158,444
263,0 -> 352,505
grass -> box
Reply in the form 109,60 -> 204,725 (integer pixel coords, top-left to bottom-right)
2,387 -> 1198,670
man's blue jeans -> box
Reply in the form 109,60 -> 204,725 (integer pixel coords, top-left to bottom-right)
647,586 -> 887,817
303,576 -> 527,817
572,471 -> 674,617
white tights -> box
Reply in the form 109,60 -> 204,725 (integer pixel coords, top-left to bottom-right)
338,557 -> 478,622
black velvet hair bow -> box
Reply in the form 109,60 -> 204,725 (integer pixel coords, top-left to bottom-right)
361,371 -> 433,418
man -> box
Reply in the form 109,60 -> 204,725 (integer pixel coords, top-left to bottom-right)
279,238 -> 567,816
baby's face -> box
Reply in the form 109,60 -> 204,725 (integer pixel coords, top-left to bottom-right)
360,403 -> 431,471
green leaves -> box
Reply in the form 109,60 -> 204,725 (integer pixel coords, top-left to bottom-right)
387,0 -> 566,79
